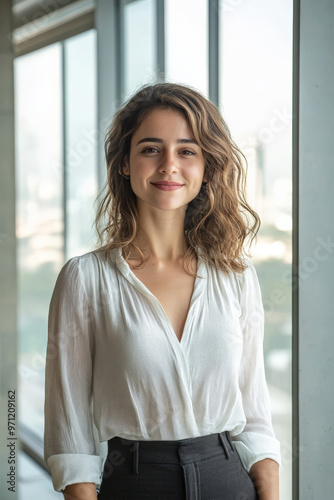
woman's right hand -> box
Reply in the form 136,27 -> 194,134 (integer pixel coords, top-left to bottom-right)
63,483 -> 98,500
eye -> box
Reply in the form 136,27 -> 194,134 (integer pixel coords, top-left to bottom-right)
141,146 -> 159,154
180,149 -> 196,156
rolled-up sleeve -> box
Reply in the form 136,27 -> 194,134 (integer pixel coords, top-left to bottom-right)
232,260 -> 281,472
44,257 -> 104,492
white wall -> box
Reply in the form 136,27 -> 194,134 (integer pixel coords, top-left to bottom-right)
297,0 -> 334,497
0,1 -> 18,499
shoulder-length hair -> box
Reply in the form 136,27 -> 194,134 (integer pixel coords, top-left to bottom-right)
94,82 -> 260,275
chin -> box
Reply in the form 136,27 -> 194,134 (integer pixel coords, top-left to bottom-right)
152,200 -> 188,211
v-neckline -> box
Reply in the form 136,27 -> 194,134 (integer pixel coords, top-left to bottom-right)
113,248 -> 206,345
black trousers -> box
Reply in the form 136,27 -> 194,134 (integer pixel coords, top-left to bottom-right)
98,432 -> 258,500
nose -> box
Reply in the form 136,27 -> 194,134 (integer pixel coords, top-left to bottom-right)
159,151 -> 178,174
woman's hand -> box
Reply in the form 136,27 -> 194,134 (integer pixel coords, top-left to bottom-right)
249,458 -> 279,500
63,483 -> 98,500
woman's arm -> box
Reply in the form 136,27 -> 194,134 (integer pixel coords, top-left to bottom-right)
63,482 -> 98,500
249,458 -> 279,500
233,261 -> 281,495
44,258 -> 104,492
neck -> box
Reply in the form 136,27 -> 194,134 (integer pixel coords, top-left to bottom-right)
130,204 -> 188,262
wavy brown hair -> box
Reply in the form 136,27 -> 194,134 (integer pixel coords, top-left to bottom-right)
94,82 -> 260,275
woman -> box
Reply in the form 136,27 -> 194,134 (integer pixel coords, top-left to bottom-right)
44,83 -> 281,500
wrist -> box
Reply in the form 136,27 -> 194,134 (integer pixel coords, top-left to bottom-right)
249,458 -> 279,500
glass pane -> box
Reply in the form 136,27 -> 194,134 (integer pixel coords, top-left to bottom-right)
64,30 -> 98,259
220,1 -> 293,498
123,0 -> 156,99
15,29 -> 98,443
14,43 -> 63,439
165,0 -> 208,95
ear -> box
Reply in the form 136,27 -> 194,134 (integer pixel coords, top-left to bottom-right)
123,155 -> 130,176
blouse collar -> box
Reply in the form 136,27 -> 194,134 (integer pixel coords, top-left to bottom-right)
109,246 -> 207,298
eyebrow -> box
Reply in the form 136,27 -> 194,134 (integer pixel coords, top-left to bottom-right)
136,137 -> 199,146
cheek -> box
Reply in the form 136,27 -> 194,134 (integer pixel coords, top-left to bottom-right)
190,163 -> 206,183
139,161 -> 154,173
134,158 -> 154,174
129,162 -> 155,191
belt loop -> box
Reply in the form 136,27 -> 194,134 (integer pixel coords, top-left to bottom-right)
225,431 -> 234,452
181,462 -> 200,500
132,441 -> 139,475
218,432 -> 230,459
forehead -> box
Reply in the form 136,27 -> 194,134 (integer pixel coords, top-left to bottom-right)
133,107 -> 193,136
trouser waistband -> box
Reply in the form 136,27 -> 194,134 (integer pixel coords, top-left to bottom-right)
107,431 -> 235,475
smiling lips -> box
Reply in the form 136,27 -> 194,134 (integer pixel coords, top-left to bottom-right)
151,181 -> 184,191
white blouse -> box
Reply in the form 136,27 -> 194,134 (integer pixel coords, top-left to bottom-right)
44,247 -> 281,492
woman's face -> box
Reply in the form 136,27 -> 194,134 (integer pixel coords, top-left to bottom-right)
123,107 -> 206,214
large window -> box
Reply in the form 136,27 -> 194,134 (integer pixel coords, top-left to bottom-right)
220,1 -> 293,497
14,2 -> 293,498
15,29 -> 97,443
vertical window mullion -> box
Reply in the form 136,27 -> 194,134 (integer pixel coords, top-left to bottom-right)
119,0 -> 126,102
61,41 -> 67,263
156,0 -> 165,80
208,0 -> 219,106
292,0 -> 300,497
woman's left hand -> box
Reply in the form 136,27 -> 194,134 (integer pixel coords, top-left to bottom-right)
249,458 -> 279,500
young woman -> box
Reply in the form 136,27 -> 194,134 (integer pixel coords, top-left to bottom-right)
44,83 -> 281,500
